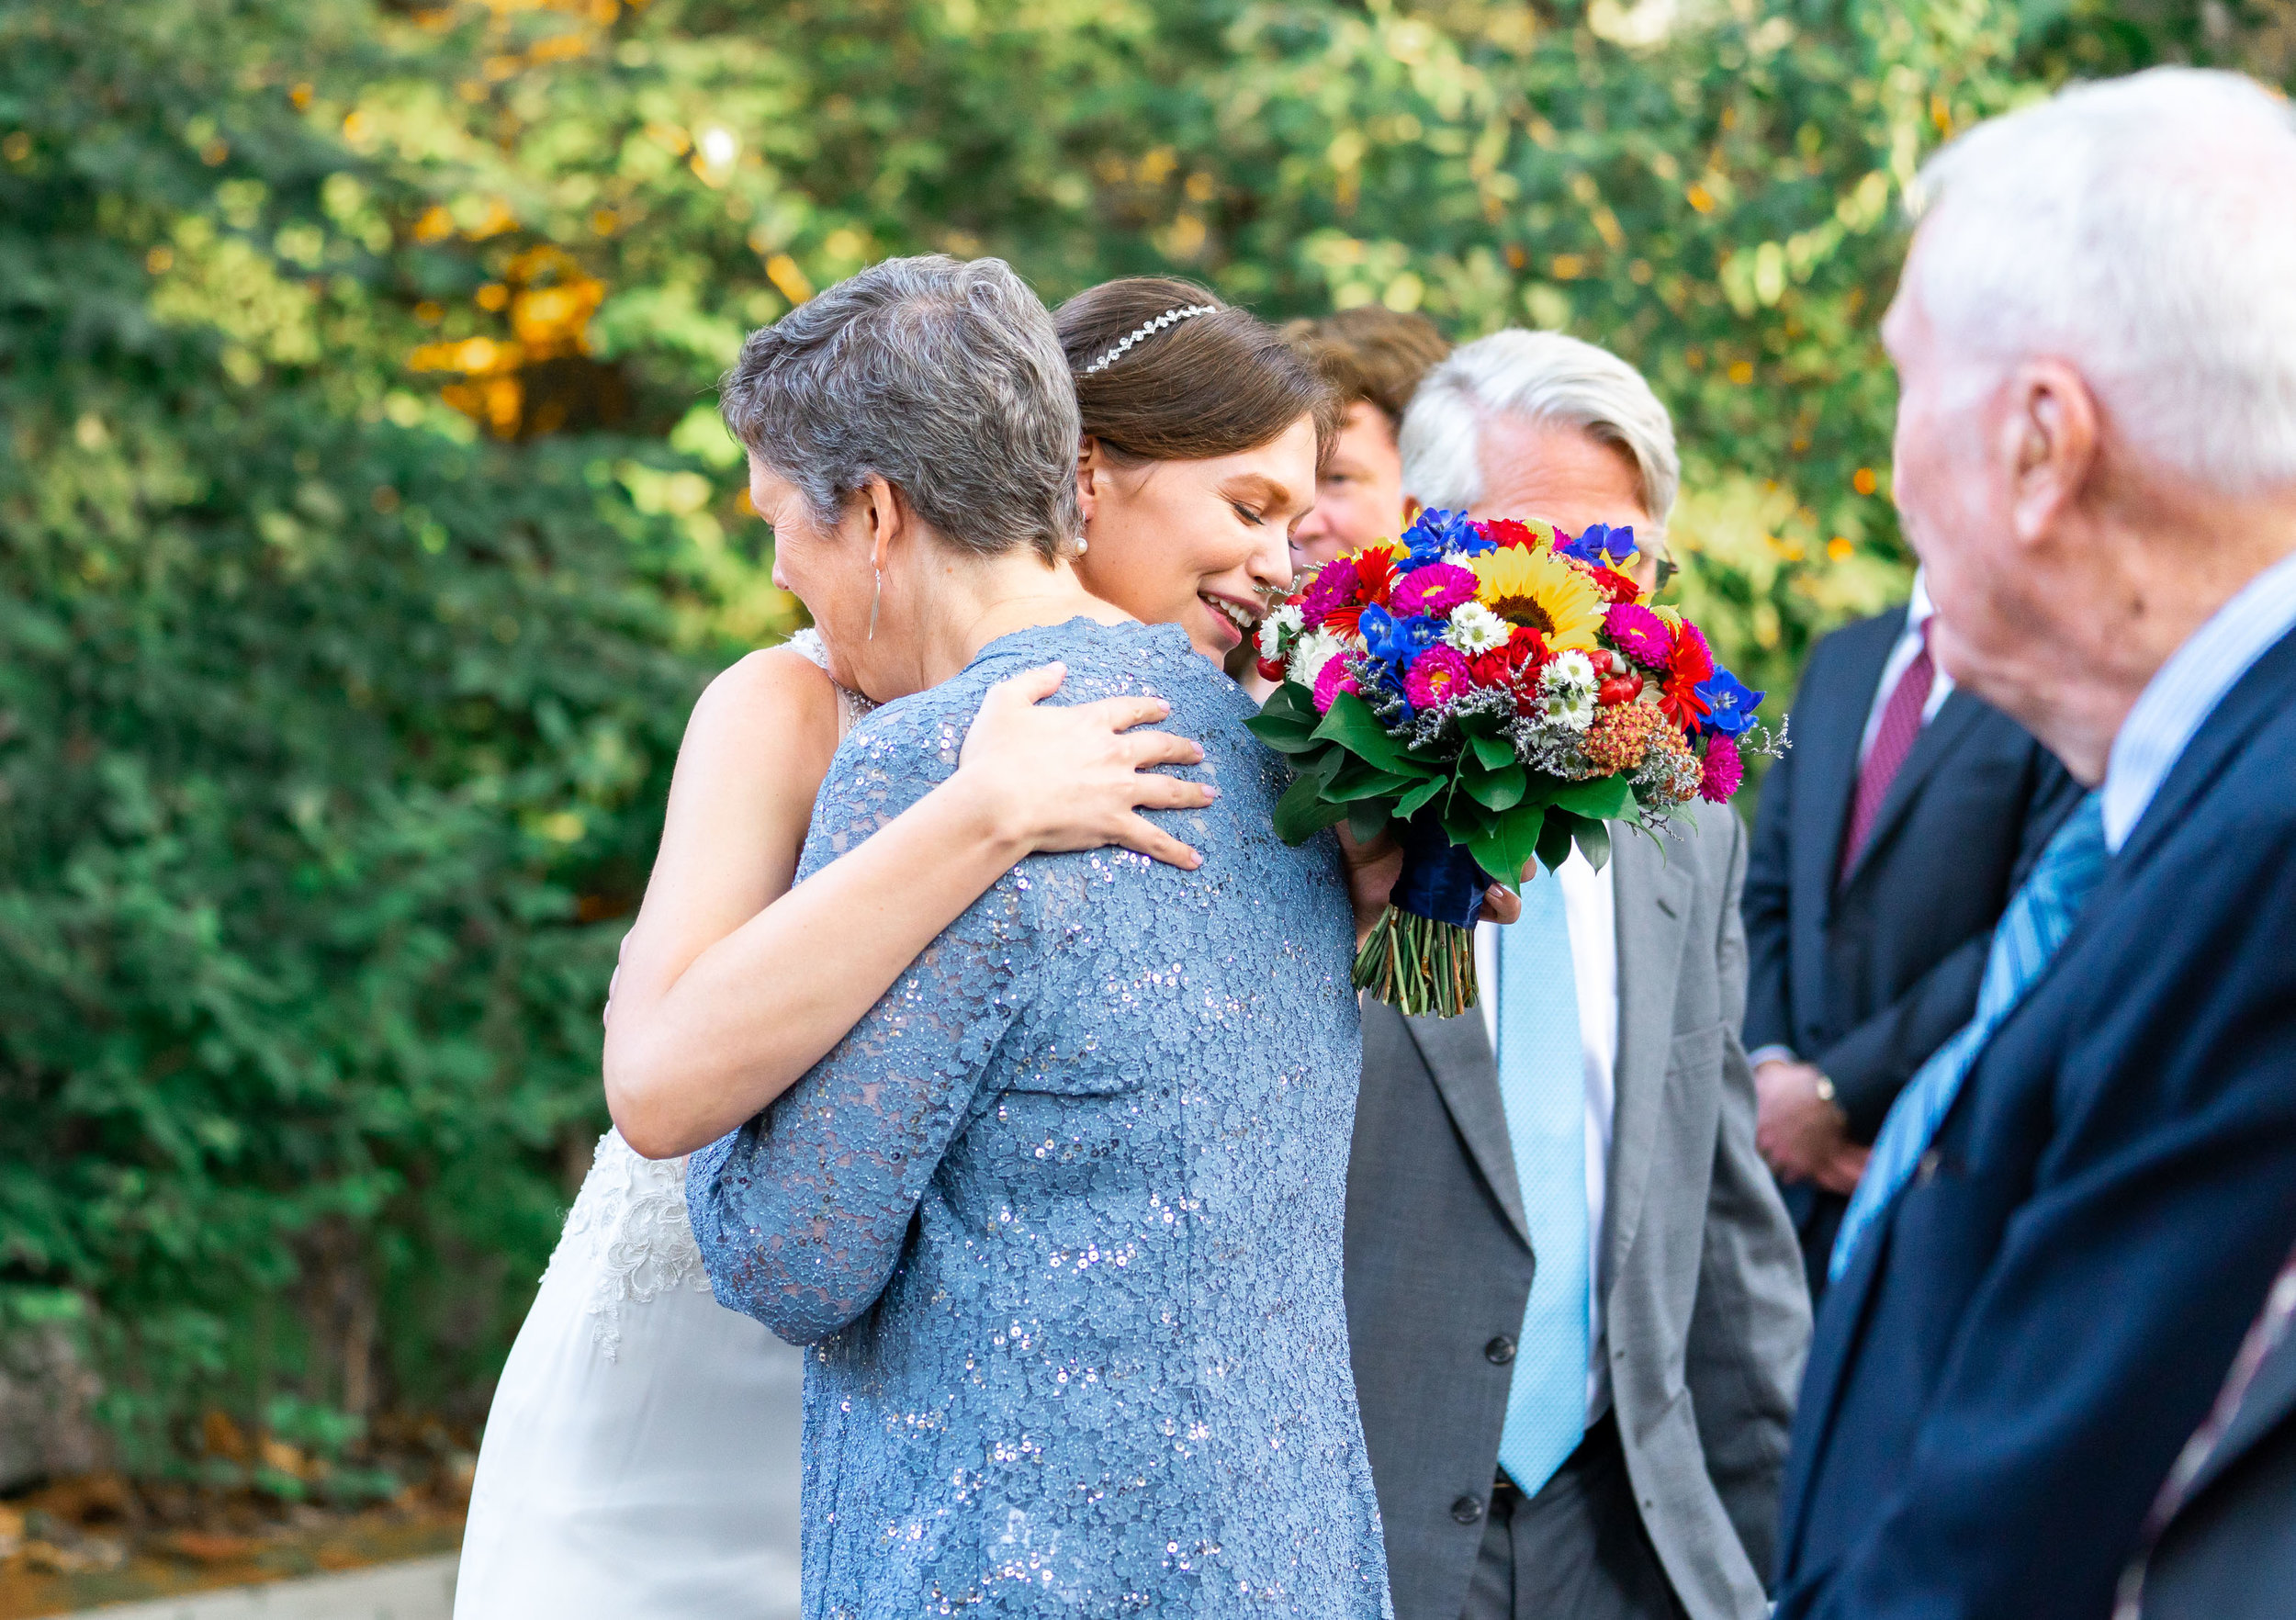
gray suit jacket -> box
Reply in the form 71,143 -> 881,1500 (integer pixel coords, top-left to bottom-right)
1345,801 -> 1810,1620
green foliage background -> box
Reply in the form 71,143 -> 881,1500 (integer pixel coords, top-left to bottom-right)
4,0 -> 2290,1477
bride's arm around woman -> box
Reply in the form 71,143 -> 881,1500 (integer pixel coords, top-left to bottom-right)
452,265 -> 1215,1620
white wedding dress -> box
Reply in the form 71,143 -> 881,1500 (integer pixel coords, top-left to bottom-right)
456,633 -> 870,1619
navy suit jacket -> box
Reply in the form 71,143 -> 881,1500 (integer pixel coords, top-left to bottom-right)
1743,608 -> 2082,1144
1744,607 -> 2079,1297
1773,626 -> 2296,1620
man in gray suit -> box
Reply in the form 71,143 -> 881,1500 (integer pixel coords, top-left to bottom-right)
1345,331 -> 1811,1620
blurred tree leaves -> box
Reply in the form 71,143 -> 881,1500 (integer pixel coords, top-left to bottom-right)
3,0 -> 2290,1469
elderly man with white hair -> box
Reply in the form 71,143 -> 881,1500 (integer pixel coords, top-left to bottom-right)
1773,68 -> 2296,1620
1343,329 -> 1809,1620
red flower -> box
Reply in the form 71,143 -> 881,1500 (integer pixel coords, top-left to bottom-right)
1589,566 -> 1641,604
1507,624 -> 1553,671
1352,547 -> 1399,609
1477,518 -> 1543,551
1463,626 -> 1555,714
1669,622 -> 1716,686
1597,670 -> 1645,707
1467,648 -> 1514,689
1660,669 -> 1713,731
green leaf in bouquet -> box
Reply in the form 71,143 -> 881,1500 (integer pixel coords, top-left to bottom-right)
1346,802 -> 1390,845
1570,815 -> 1612,872
1312,692 -> 1435,780
1396,775 -> 1446,820
1461,759 -> 1527,812
1330,766 -> 1419,803
1244,710 -> 1322,754
1468,806 -> 1548,894
1469,731 -> 1515,771
1550,774 -> 1634,822
1262,681 -> 1317,725
1536,809 -> 1577,873
1273,770 -> 1350,845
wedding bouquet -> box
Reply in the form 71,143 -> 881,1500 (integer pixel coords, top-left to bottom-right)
1246,508 -> 1769,1017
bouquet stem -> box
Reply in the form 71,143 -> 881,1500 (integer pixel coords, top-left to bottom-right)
1353,906 -> 1480,1018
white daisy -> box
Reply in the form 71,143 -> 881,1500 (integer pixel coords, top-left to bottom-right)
1255,602 -> 1303,659
1542,649 -> 1598,694
1286,628 -> 1347,689
1541,684 -> 1597,732
1443,601 -> 1509,656
1537,650 -> 1599,731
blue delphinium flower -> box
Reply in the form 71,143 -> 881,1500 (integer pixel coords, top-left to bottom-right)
1400,507 -> 1485,568
1694,666 -> 1764,737
1359,603 -> 1444,669
1557,522 -> 1638,569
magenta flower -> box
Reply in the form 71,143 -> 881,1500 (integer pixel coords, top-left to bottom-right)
1312,654 -> 1361,713
1699,733 -> 1744,803
1604,602 -> 1673,669
1403,645 -> 1473,710
1390,561 -> 1477,620
1299,557 -> 1360,628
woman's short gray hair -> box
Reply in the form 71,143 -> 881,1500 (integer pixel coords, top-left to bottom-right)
1400,330 -> 1680,530
720,254 -> 1081,563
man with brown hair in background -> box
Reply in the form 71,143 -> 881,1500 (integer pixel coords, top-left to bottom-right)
1283,306 -> 1452,568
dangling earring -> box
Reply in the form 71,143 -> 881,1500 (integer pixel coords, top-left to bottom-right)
868,565 -> 882,641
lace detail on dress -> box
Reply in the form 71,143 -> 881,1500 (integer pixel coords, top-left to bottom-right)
782,626 -> 876,737
688,617 -> 1392,1618
552,1131 -> 714,1361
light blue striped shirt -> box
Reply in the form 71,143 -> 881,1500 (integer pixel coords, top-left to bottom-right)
2100,548 -> 2296,852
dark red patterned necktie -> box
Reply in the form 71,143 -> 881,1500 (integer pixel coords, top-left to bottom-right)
1839,622 -> 1934,886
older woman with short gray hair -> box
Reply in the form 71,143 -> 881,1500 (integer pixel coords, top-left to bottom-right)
686,256 -> 1393,1616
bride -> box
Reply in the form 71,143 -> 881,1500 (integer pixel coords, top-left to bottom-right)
456,264 -> 1388,1616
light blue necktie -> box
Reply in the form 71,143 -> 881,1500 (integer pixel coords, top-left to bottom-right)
1829,793 -> 2109,1283
1494,869 -> 1590,1497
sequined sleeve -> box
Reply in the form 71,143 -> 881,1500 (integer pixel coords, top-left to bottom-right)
684,695 -> 1042,1344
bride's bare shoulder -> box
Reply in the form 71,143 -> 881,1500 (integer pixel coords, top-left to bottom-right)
677,644 -> 843,785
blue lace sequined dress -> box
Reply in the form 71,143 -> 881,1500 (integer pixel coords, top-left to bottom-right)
688,618 -> 1390,1619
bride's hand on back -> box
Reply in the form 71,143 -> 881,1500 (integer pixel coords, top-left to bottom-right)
953,663 -> 1212,871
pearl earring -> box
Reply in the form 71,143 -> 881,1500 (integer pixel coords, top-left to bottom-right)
1075,534 -> 1089,556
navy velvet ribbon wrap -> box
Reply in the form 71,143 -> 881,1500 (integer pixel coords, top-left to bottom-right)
1390,816 -> 1490,929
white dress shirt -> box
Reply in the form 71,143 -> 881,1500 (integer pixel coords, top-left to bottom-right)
1474,848 -> 1618,1426
2100,548 -> 2296,852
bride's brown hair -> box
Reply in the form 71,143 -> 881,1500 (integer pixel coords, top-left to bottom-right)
1054,277 -> 1340,467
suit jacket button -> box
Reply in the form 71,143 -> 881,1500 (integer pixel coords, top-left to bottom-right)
1451,1494 -> 1483,1524
1917,1149 -> 1942,1183
1484,1335 -> 1516,1365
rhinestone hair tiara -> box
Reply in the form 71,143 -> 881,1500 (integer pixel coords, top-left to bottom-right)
1079,304 -> 1220,377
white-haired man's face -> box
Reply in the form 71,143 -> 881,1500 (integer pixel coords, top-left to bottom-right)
1883,222 -> 2125,781
1883,257 -> 2021,696
1469,414 -> 1671,595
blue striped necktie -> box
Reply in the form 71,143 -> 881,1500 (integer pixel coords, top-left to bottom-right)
1830,793 -> 2109,1283
1493,870 -> 1590,1497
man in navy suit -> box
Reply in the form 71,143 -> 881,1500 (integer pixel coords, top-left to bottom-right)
1774,67 -> 2296,1620
1743,575 -> 2080,1299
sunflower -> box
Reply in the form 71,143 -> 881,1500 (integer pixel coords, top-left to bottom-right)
1469,545 -> 1606,652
